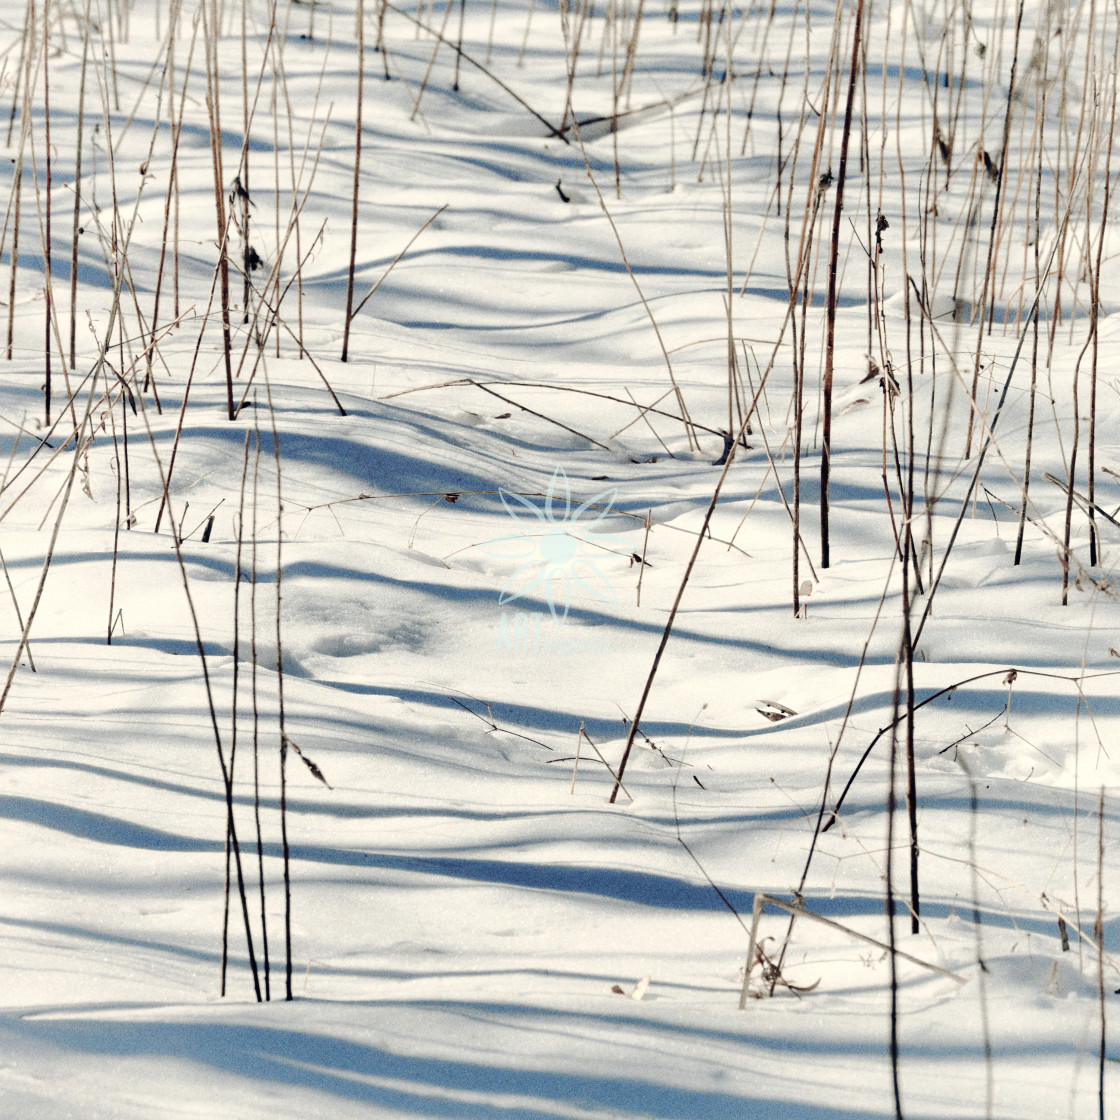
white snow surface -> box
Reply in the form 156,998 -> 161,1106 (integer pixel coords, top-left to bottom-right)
0,1 -> 1118,1117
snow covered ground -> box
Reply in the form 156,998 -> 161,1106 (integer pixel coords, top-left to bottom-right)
0,0 -> 1117,1115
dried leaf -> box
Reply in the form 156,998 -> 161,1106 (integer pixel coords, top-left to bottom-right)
756,700 -> 797,722
785,977 -> 822,994
284,736 -> 332,789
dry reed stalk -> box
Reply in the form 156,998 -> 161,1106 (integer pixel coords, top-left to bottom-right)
353,205 -> 447,320
1048,3 -> 1093,353
168,487 -> 262,1000
105,388 -> 123,555
21,0 -> 77,428
618,0 -> 645,113
395,376 -> 725,443
886,667 -> 903,1120
105,0 -> 122,110
148,0 -> 194,395
572,121 -> 697,449
716,5 -> 739,441
755,6 -> 841,617
153,259 -> 225,535
227,0 -> 282,345
0,541 -> 35,672
239,0 -> 252,325
412,0 -> 457,119
69,0 -> 93,370
104,379 -> 130,650
742,891 -> 965,1004
558,0 -> 591,134
909,196 -> 1071,642
452,0 -> 467,90
0,390 -> 97,711
386,0 -> 567,138
230,208 -> 347,417
42,0 -> 52,424
6,0 -> 38,362
261,372 -> 292,1001
957,753 -> 994,1120
202,0 -> 237,420
249,420 -> 272,1000
609,314 -> 815,798
964,0 -> 1025,459
342,0 -> 365,363
738,0 -> 779,157
271,26 -> 282,357
5,0 -> 33,148
222,429 -> 253,993
1097,785 -> 1106,1120
819,0 -> 865,570
593,0 -> 611,78
96,135 -> 262,998
790,196 -> 814,618
376,0 -> 391,77
271,4 -> 338,359
517,0 -> 538,66
900,481 -> 919,934
1085,21 -> 1118,569
0,64 -> 154,715
887,0 -> 926,598
822,665 -> 1116,833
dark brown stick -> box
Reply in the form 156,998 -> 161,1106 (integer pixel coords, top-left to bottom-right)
342,0 -> 365,362
820,0 -> 865,570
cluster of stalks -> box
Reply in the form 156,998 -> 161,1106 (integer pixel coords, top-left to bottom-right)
0,0 -> 1114,1090
0,0 -> 352,999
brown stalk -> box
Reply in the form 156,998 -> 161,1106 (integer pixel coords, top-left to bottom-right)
262,373 -> 293,1001
1086,23 -> 1119,568
41,0 -> 52,422
964,0 -> 1025,459
387,0 -> 567,140
1098,786 -> 1106,1120
341,0 -> 365,362
148,0 -> 195,396
222,429 -> 252,995
5,0 -> 32,149
69,0 -> 92,370
202,0 -> 236,420
1015,45 -> 1048,566
249,420 -> 271,1000
6,0 -> 37,361
571,120 -> 697,450
820,0 -> 865,570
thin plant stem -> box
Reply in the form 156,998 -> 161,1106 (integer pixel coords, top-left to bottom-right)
70,0 -> 92,370
263,372 -> 292,1000
342,0 -> 365,362
820,0 -> 865,570
250,422 -> 271,1000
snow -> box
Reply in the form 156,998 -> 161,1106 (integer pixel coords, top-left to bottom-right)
0,0 -> 1117,1116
